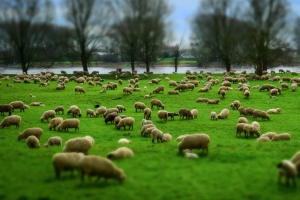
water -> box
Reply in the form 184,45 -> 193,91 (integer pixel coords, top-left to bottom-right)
0,64 -> 300,75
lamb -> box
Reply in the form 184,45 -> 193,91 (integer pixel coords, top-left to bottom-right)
150,99 -> 165,109
217,109 -> 229,119
253,109 -> 270,121
162,133 -> 172,142
144,93 -> 152,98
266,108 -> 281,114
78,155 -> 126,184
238,117 -> 248,123
0,115 -> 21,129
52,152 -> 85,179
220,90 -> 226,98
271,133 -> 291,141
107,147 -> 134,159
191,109 -> 198,119
116,105 -> 126,113
167,112 -> 179,120
210,111 -> 218,120
134,102 -> 147,112
184,149 -> 199,159
256,137 -> 271,142
157,110 -> 168,121
143,108 -> 152,120
95,106 -> 107,117
105,112 -> 118,124
277,160 -> 297,186
45,136 -> 62,147
243,124 -> 260,138
178,133 -> 210,153
9,101 -> 26,112
260,132 -> 277,140
63,136 -> 93,155
0,104 -> 13,116
67,105 -> 82,117
118,138 -> 131,144
57,119 -> 80,132
116,117 -> 134,130
26,135 -> 40,148
178,108 -> 193,120
244,90 -> 250,98
196,98 -> 209,102
207,99 -> 220,104
48,117 -> 63,131
18,127 -> 43,141
40,110 -> 56,122
86,109 -> 96,117
151,128 -> 166,143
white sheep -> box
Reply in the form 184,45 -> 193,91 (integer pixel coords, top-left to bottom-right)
18,127 -> 43,141
266,108 -> 281,114
134,102 -> 147,112
52,152 -> 85,179
157,110 -> 168,121
218,109 -> 229,119
45,136 -> 62,147
107,147 -> 134,159
271,133 -> 291,141
74,86 -> 86,94
260,132 -> 277,140
236,123 -> 247,137
48,117 -> 63,131
54,106 -> 64,114
151,128 -> 166,143
143,108 -> 152,120
253,109 -> 270,121
163,133 -> 172,142
175,134 -> 190,142
210,111 -> 218,120
78,155 -> 126,184
118,138 -> 131,144
191,109 -> 198,119
243,124 -> 260,138
116,117 -> 134,130
40,110 -> 56,122
256,137 -> 271,142
237,117 -> 248,124
67,105 -> 82,117
178,133 -> 210,153
144,93 -> 152,98
95,106 -> 107,117
57,119 -> 80,132
9,101 -> 26,112
63,136 -> 93,155
184,149 -> 199,159
143,126 -> 157,137
26,135 -> 40,148
150,99 -> 165,110
0,115 -> 21,129
140,124 -> 156,136
86,109 -> 96,117
277,160 -> 297,186
141,119 -> 153,126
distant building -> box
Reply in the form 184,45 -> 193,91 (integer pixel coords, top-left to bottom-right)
181,53 -> 194,59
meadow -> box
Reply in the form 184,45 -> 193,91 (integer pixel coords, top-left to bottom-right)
0,70 -> 299,200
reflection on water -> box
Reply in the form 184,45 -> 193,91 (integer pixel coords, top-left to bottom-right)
0,65 -> 299,74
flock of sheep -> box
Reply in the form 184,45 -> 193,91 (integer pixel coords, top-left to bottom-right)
0,68 -> 299,186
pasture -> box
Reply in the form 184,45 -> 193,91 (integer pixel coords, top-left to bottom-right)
0,70 -> 299,200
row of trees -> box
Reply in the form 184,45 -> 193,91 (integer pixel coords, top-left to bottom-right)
0,0 -> 299,75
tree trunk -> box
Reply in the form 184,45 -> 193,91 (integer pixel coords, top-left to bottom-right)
174,58 -> 178,73
130,60 -> 135,71
146,61 -> 150,72
224,59 -> 231,72
22,63 -> 27,74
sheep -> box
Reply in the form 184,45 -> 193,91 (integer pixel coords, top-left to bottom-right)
105,112 -> 118,124
151,128 -> 166,143
143,108 -> 152,120
271,133 -> 291,141
196,98 -> 209,103
75,77 -> 85,84
143,126 -> 157,137
167,112 -> 179,120
266,108 -> 281,114
253,109 -> 270,121
123,87 -> 133,94
270,88 -> 280,96
244,90 -> 250,98
0,115 -> 21,129
140,124 -> 156,136
95,106 -> 107,117
169,80 -> 178,87
53,106 -> 64,115
85,109 -> 96,117
245,107 -> 255,116
67,105 -> 82,117
143,86 -> 147,92
238,106 -> 247,116
210,111 -> 218,120
207,99 -> 220,104
103,108 -> 119,118
57,119 -> 80,132
178,108 -> 193,120
40,110 -> 56,122
157,110 -> 168,121
29,94 -> 36,98
144,93 -> 152,98
277,160 -> 297,186
9,101 -> 26,112
259,84 -> 276,91
134,102 -> 147,112
256,137 -> 271,142
78,155 -> 126,184
220,90 -> 226,98
243,124 -> 260,138
178,134 -> 210,153
45,136 -> 62,147
114,116 -> 122,127
100,87 -> 107,93
237,117 -> 247,124
0,104 -> 13,116
30,102 -> 43,106
168,90 -> 180,95
232,100 -> 241,109
152,85 -> 164,93
141,119 -> 153,126
107,147 -> 134,159
48,117 -> 63,131
26,135 -> 40,148
184,149 -> 199,159
7,84 -> 13,87
151,78 -> 161,84
118,138 -> 131,144
116,117 -> 134,130
175,134 -> 190,142
150,99 -> 165,109
236,123 -> 247,137
74,86 -> 86,94
116,105 -> 126,113
63,136 -> 93,155
18,127 -> 43,141
217,109 -> 229,119
175,84 -> 188,92
163,133 -> 172,142
260,132 -> 277,140
52,152 -> 85,179
291,83 -> 297,92
56,85 -> 65,90
191,109 -> 198,119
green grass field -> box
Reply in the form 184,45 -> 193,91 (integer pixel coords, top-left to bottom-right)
0,71 -> 299,200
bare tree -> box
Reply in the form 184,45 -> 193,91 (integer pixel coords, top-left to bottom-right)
294,17 -> 300,56
62,0 -> 110,72
0,0 -> 54,74
191,0 -> 241,72
190,40 -> 212,67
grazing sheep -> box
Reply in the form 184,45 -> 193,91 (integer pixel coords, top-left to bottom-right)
7,84 -> 13,87
26,135 -> 40,148
157,110 -> 168,121
143,108 -> 152,120
245,107 -> 255,116
210,111 -> 218,120
30,102 -> 43,106
107,147 -> 134,159
178,108 -> 193,120
196,98 -> 209,103
271,133 -> 291,141
152,85 -> 164,93
259,84 -> 276,91
266,108 -> 281,114
0,104 -> 13,116
238,117 -> 248,124
18,127 -> 43,141
134,102 -> 147,112
45,136 -> 62,147
122,87 -> 133,94
67,105 -> 82,117
184,149 -> 199,159
118,138 -> 131,144
207,99 -> 220,104
54,106 -> 64,114
78,155 -> 126,184
144,93 -> 152,98
116,105 -> 126,113
238,106 -> 247,116
140,124 -> 156,136
52,152 -> 85,179
151,128 -> 166,143
169,80 -> 178,87
57,119 -> 80,132
48,117 -> 63,131
167,112 -> 179,120
175,84 -> 188,92
105,112 -> 118,124
40,110 -> 56,122
253,109 -> 270,120
116,117 -> 134,130
260,132 -> 277,140
0,115 -> 21,129
163,133 -> 172,142
9,101 -> 26,112
74,86 -> 86,94
291,83 -> 297,92
86,109 -> 96,117
217,109 -> 229,119
95,106 -> 107,117
141,119 -> 153,126
114,116 -> 122,127
191,109 -> 198,119
220,90 -> 226,98
150,99 -> 165,110
100,87 -> 107,93
63,136 -> 93,155
277,160 -> 297,186
236,123 -> 247,137
243,124 -> 260,138
143,126 -> 157,137
178,133 -> 210,153
168,90 -> 180,95
244,90 -> 250,98
256,137 -> 271,142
